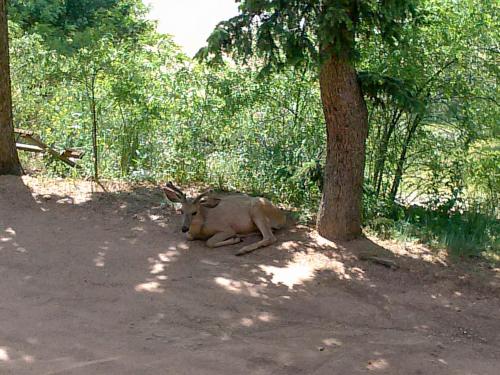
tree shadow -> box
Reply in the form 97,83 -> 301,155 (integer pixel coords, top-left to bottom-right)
1,176 -> 499,374
86,181 -> 500,373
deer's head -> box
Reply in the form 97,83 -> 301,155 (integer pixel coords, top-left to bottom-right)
162,182 -> 220,234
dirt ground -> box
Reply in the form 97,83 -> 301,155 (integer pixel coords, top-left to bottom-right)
1,176 -> 499,375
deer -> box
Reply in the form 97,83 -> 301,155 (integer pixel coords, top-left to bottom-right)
162,182 -> 290,256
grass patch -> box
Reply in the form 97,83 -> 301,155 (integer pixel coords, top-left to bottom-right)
366,203 -> 499,264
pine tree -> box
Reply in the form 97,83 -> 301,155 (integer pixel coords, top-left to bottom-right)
198,0 -> 418,240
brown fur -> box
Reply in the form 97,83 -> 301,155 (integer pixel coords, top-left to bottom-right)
162,183 -> 288,255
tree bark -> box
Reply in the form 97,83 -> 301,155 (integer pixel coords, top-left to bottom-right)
317,54 -> 368,240
0,0 -> 22,175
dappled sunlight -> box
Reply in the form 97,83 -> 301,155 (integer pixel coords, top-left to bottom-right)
413,324 -> 431,333
131,226 -> 146,233
0,345 -> 35,364
240,317 -> 254,327
259,263 -> 314,289
0,347 -> 10,361
322,337 -> 342,347
366,358 -> 389,371
150,262 -> 165,274
1,227 -> 15,243
1,227 -> 27,253
157,249 -> 180,263
93,251 -> 106,267
176,242 -> 189,250
257,311 -> 274,322
279,230 -> 340,252
366,235 -> 448,266
93,242 -> 111,268
55,196 -> 74,205
214,277 -> 266,298
22,355 -> 35,363
23,176 -> 112,205
134,248 -> 184,293
307,231 -> 340,249
238,312 -> 276,328
258,247 -> 365,290
135,280 -> 165,293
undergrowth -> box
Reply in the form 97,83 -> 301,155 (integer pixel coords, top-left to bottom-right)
364,196 -> 499,265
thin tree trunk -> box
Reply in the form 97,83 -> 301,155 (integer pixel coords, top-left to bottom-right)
317,54 -> 368,240
0,0 -> 22,175
368,111 -> 383,185
389,115 -> 421,201
90,72 -> 99,182
118,104 -> 130,176
373,109 -> 402,196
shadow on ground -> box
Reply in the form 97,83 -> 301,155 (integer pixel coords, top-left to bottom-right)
0,176 -> 499,375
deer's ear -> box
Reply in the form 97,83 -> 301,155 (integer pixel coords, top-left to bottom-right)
200,197 -> 221,208
162,187 -> 183,203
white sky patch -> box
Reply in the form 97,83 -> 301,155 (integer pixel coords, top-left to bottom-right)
143,0 -> 240,57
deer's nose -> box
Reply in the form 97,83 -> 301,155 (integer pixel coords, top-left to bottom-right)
182,226 -> 189,233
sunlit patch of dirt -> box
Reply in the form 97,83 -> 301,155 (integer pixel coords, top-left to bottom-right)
364,234 -> 449,265
259,248 -> 363,289
214,276 -> 266,297
366,358 -> 389,371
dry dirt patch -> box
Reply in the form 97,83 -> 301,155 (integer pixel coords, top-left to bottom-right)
1,176 -> 499,375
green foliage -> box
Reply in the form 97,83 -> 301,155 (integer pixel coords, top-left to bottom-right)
8,0 -> 152,51
358,71 -> 423,113
362,0 -> 499,205
197,0 -> 418,72
360,0 -> 499,261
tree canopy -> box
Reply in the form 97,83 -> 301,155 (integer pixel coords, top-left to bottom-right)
8,0 -> 152,51
197,0 -> 418,71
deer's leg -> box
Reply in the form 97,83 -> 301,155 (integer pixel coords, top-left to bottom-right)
206,232 -> 241,248
236,214 -> 276,256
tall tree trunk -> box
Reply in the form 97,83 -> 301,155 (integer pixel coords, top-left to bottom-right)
317,55 -> 368,240
0,0 -> 21,175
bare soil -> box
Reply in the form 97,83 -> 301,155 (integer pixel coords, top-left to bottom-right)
1,176 -> 499,375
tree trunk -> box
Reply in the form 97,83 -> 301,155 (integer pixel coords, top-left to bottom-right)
389,115 -> 421,201
0,0 -> 22,175
373,109 -> 402,196
90,72 -> 99,182
317,55 -> 368,240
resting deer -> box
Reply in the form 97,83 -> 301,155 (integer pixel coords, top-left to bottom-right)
162,182 -> 289,255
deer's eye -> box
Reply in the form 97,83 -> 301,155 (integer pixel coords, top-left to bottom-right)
192,211 -> 197,216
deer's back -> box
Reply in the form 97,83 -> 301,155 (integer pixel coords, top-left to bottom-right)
201,194 -> 286,237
